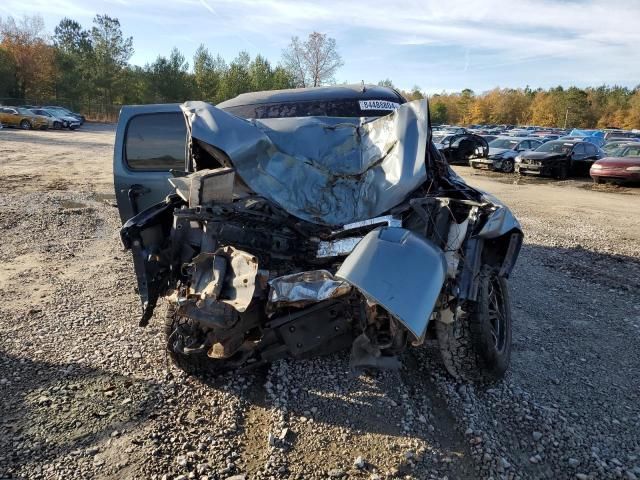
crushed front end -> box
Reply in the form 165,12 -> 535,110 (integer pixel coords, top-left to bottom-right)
120,99 -> 523,381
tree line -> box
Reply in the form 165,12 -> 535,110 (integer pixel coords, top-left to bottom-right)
391,84 -> 640,130
1,14 -> 638,129
0,14 -> 297,109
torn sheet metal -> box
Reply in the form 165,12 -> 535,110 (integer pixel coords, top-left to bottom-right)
180,99 -> 430,226
336,227 -> 446,339
317,237 -> 362,258
186,246 -> 258,312
342,215 -> 402,231
169,167 -> 236,207
268,270 -> 351,307
187,252 -> 227,300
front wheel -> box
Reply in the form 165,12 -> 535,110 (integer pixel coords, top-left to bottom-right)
593,176 -> 604,184
501,159 -> 515,173
19,120 -> 32,130
436,267 -> 512,384
53,121 -> 62,129
164,302 -> 234,376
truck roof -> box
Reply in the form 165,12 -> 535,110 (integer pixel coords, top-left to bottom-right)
216,84 -> 406,109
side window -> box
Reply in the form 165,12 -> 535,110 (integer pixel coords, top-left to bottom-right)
626,146 -> 640,156
572,144 -> 585,155
125,113 -> 187,171
585,144 -> 597,155
531,140 -> 542,149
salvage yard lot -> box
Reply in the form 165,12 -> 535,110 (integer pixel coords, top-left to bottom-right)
1,124 -> 639,480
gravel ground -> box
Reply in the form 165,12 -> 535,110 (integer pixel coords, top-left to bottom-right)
0,124 -> 639,480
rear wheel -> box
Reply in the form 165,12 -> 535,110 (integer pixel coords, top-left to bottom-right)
437,267 -> 512,384
19,120 -> 31,130
53,121 -> 62,129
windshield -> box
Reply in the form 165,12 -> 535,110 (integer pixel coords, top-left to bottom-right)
621,146 -> 640,157
604,142 -> 629,154
17,108 -> 33,115
432,134 -> 452,144
489,138 -> 519,149
47,107 -> 69,114
535,141 -> 574,154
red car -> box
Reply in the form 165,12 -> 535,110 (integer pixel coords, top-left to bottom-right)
590,143 -> 640,184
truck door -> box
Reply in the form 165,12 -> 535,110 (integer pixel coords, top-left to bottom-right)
113,104 -> 187,223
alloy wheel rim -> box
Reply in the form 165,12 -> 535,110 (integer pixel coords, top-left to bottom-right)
487,277 -> 507,353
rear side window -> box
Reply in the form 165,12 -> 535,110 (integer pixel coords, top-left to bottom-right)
125,112 -> 187,170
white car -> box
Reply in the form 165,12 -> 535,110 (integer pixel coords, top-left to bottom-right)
30,108 -> 81,130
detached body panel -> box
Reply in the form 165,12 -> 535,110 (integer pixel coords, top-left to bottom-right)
336,227 -> 446,339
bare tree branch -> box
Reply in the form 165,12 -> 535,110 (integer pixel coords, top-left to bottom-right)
281,31 -> 343,88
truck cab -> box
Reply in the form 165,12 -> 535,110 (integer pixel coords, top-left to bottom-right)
113,85 -> 407,223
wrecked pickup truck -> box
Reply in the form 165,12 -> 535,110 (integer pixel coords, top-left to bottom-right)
114,85 -> 523,383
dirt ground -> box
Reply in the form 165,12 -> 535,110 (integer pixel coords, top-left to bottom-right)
1,124 -> 639,480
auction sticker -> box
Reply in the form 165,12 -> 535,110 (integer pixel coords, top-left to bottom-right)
359,100 -> 400,111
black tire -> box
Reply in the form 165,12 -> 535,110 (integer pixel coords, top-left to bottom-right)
593,176 -> 604,184
470,162 -> 480,169
53,121 -> 62,130
164,302 -> 235,376
19,119 -> 32,130
556,164 -> 569,180
502,159 -> 514,173
436,267 -> 512,384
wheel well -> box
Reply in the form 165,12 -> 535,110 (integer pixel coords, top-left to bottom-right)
481,231 -> 522,278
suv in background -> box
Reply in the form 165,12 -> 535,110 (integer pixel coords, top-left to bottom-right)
0,107 -> 50,130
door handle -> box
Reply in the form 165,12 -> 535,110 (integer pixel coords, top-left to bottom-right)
127,184 -> 151,216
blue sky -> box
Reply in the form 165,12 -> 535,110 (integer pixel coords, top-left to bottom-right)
2,0 -> 639,93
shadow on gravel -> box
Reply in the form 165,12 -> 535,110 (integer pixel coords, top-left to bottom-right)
520,243 -> 640,292
0,350 -> 160,475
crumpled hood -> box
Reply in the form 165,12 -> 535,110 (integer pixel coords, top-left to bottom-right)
488,147 -> 509,157
521,151 -> 566,161
180,100 -> 430,227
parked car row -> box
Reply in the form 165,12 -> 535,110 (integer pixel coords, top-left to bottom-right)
463,133 -> 639,185
0,105 -> 85,130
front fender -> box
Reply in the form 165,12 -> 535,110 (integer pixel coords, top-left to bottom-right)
336,227 -> 446,339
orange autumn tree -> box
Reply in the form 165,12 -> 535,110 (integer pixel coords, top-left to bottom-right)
0,15 -> 56,100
